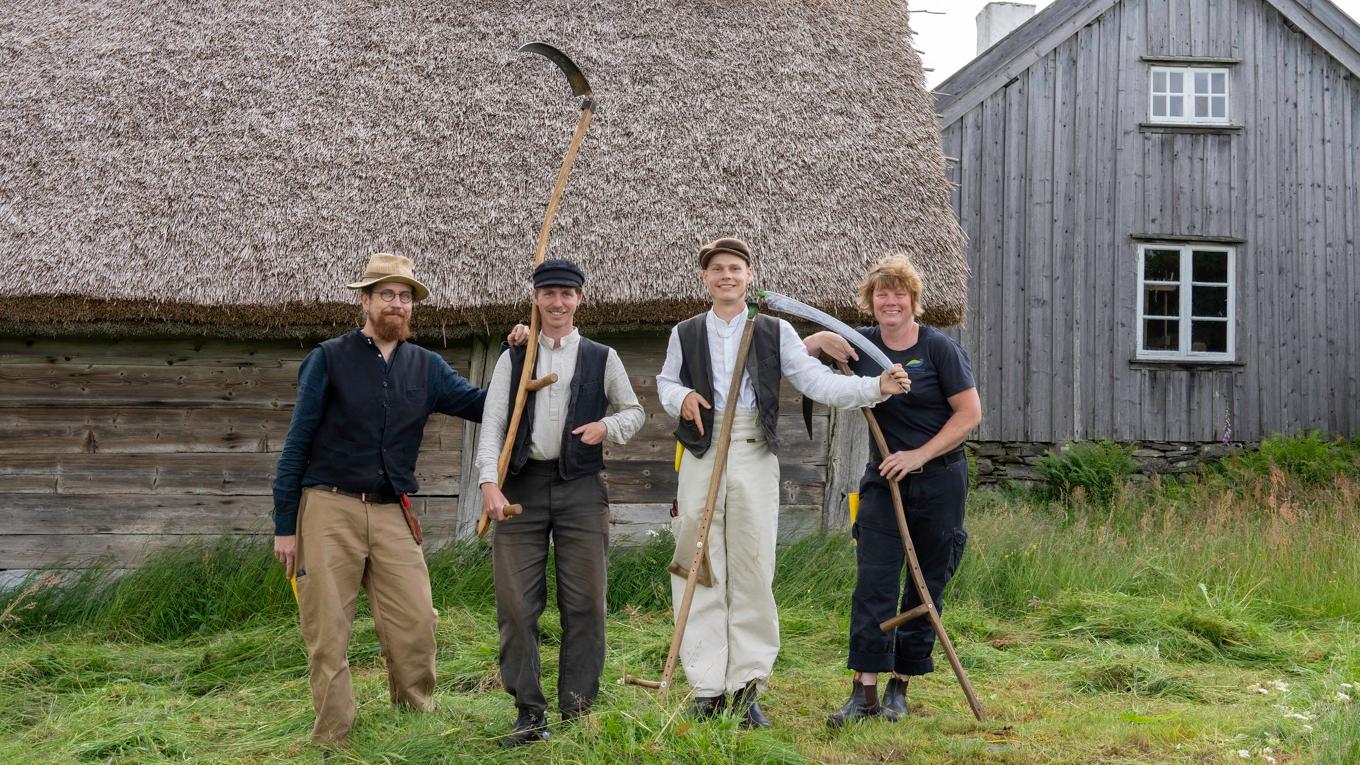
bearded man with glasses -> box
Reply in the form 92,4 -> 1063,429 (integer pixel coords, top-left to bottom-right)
270,253 -> 486,752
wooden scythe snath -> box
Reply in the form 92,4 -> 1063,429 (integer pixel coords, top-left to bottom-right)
475,42 -> 596,539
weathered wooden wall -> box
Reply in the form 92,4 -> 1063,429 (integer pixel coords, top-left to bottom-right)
939,0 -> 1359,442
0,331 -> 834,570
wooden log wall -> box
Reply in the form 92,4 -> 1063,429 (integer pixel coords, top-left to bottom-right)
939,0 -> 1360,443
0,330 -> 837,570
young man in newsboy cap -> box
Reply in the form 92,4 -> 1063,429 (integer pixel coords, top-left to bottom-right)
271,253 -> 486,750
656,238 -> 911,728
477,259 -> 645,746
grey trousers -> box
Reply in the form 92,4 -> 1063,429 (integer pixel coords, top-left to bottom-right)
493,460 -> 610,717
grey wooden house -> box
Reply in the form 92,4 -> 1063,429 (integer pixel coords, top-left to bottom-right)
936,0 -> 1359,472
0,1 -> 966,570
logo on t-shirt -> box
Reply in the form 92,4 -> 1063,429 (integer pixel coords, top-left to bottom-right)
905,359 -> 925,369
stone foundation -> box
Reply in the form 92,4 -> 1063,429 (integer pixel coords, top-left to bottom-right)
967,441 -> 1240,487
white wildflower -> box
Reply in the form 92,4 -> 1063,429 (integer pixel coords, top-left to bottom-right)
1283,711 -> 1312,721
1341,682 -> 1355,690
1236,750 -> 1250,759
1338,692 -> 1351,703
1270,680 -> 1289,692
1253,686 -> 1269,694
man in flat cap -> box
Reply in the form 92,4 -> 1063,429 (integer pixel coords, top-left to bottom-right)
477,259 -> 645,746
656,238 -> 911,727
271,253 -> 486,750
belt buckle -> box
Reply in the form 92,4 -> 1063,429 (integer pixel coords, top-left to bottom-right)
360,491 -> 369,502
909,465 -> 926,474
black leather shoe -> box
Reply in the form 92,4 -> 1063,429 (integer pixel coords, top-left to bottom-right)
688,694 -> 727,719
732,681 -> 771,729
500,710 -> 549,748
827,681 -> 890,727
881,677 -> 908,719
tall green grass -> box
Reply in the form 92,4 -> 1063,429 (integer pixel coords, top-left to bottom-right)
0,434 -> 1356,763
4,435 -> 1357,643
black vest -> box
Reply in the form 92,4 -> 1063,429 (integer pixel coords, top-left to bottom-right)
303,331 -> 432,496
674,312 -> 783,457
506,336 -> 611,480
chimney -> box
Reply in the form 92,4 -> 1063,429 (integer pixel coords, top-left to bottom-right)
976,2 -> 1036,55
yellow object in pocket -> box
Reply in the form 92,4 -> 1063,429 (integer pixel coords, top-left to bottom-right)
674,440 -> 684,473
290,574 -> 299,603
848,492 -> 860,526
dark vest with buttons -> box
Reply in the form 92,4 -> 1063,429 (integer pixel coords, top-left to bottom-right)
506,337 -> 611,480
303,331 -> 432,496
674,312 -> 783,457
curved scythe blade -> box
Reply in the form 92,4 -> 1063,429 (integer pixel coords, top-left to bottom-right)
518,42 -> 592,98
757,290 -> 897,373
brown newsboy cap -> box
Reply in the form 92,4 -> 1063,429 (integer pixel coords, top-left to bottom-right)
698,237 -> 752,268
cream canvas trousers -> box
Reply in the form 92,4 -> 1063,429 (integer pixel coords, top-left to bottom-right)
669,412 -> 781,697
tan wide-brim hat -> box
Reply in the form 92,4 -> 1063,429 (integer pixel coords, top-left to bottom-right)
345,253 -> 431,302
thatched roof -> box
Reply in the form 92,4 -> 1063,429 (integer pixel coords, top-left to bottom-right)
1,0 -> 968,334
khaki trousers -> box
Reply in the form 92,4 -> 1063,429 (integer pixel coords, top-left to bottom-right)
669,412 -> 781,697
296,487 -> 437,745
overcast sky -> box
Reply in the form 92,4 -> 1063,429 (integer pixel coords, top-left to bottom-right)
915,0 -> 1360,88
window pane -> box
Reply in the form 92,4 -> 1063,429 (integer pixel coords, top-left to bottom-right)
1144,319 -> 1180,351
1145,284 -> 1180,316
1153,95 -> 1167,116
1193,250 -> 1229,282
1191,321 -> 1229,353
1170,71 -> 1184,92
1144,249 -> 1181,281
1195,95 -> 1210,117
1212,72 -> 1226,94
1170,96 -> 1184,117
1211,96 -> 1226,119
1194,71 -> 1210,93
1154,70 -> 1167,91
1192,286 -> 1229,317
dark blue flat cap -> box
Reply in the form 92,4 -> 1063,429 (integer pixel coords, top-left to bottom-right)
532,259 -> 586,289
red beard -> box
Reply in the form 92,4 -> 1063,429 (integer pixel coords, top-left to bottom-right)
370,309 -> 412,343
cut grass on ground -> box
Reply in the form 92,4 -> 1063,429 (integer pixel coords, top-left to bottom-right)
1,439 -> 1357,764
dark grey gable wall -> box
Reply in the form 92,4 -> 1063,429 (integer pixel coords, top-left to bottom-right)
940,0 -> 1359,443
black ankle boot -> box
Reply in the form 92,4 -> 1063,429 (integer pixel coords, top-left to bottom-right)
881,676 -> 908,720
827,680 -> 886,727
688,694 -> 727,719
501,710 -> 549,747
732,680 -> 771,729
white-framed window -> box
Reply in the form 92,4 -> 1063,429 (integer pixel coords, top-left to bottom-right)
1136,244 -> 1235,360
1149,66 -> 1229,124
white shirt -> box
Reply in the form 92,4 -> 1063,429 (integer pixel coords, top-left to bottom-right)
476,329 -> 644,486
656,310 -> 888,417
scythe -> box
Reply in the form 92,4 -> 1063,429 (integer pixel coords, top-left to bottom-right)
476,43 -> 596,538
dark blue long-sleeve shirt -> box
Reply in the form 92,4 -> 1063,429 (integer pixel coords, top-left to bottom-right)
271,335 -> 485,535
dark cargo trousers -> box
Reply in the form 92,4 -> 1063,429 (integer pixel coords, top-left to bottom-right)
493,459 -> 610,718
848,458 -> 969,676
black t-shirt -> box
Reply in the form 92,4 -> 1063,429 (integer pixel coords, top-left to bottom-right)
849,325 -> 976,458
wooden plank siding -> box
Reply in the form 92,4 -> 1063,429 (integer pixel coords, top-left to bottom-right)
0,330 -> 839,568
942,0 -> 1359,444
